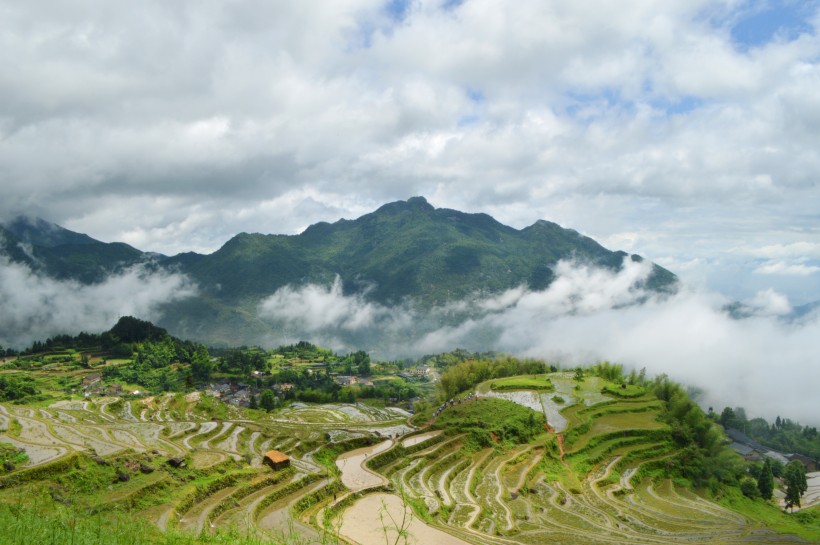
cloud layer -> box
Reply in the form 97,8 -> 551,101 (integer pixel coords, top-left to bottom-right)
0,256 -> 197,349
257,258 -> 819,425
0,1 -> 818,301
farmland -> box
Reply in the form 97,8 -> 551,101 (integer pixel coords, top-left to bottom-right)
1,370 -> 818,544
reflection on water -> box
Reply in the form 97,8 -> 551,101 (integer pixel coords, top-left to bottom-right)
481,372 -> 611,432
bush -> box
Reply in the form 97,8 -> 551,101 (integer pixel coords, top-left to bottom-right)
740,478 -> 760,499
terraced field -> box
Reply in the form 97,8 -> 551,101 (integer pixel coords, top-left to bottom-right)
0,394 -> 412,543
340,375 -> 817,545
1,378 -> 817,545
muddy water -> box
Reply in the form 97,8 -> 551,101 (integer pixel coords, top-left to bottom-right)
802,472 -> 820,508
335,439 -> 392,492
401,430 -> 442,448
339,493 -> 470,545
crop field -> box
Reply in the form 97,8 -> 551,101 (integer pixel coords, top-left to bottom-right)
1,373 -> 818,545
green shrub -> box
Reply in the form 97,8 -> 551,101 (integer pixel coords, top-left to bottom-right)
740,478 -> 760,499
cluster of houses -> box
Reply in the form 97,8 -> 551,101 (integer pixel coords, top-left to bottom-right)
81,373 -> 127,396
398,365 -> 436,381
727,428 -> 819,472
206,380 -> 294,408
332,375 -> 373,387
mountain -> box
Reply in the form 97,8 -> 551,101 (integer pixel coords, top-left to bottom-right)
1,215 -> 148,283
166,196 -> 676,306
1,198 -> 677,346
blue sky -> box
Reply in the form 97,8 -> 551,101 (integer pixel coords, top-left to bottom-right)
730,0 -> 818,49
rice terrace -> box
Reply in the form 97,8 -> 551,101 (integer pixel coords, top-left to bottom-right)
1,336 -> 818,545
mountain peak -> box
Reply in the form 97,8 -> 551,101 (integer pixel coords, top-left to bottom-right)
4,215 -> 97,248
373,196 -> 434,216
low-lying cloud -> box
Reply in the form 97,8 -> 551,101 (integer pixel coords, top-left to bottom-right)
0,256 -> 197,349
257,258 -> 819,425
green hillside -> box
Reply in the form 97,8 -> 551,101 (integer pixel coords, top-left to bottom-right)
1,216 -> 146,283
1,198 -> 677,347
170,197 -> 676,306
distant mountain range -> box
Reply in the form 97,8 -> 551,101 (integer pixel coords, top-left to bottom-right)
1,197 -> 677,347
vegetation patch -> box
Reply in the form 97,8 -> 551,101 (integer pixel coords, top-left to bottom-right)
602,382 -> 647,398
0,442 -> 28,471
433,398 -> 545,448
490,375 -> 554,392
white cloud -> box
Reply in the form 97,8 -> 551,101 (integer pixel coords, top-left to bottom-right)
258,276 -> 396,332
755,260 -> 820,276
253,257 -> 820,425
745,288 -> 793,316
0,256 -> 197,349
746,241 -> 820,259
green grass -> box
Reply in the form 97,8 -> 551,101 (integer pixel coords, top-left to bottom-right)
489,376 -> 554,392
434,398 -> 545,448
602,382 -> 646,398
719,487 -> 820,542
7,418 -> 22,437
0,442 -> 28,470
0,500 -> 292,544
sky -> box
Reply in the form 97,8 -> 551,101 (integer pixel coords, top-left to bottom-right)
1,0 -> 819,304
1,0 -> 819,423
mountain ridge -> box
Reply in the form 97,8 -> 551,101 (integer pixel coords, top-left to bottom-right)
2,198 -> 677,346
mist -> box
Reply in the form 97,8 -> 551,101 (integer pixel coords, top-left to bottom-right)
257,258 -> 820,426
0,255 -> 197,349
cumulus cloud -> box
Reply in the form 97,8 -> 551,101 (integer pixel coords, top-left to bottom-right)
0,1 -> 818,302
0,256 -> 197,349
745,288 -> 793,316
258,276 -> 399,333
256,258 -> 819,425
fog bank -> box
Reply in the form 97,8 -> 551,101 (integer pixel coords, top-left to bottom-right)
258,259 -> 819,425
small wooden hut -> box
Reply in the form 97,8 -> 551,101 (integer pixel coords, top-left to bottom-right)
263,450 -> 290,470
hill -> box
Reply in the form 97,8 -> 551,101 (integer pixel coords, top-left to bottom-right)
1,198 -> 677,347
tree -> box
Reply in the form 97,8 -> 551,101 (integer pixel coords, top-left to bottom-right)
757,458 -> 773,500
783,461 -> 808,512
734,407 -> 747,425
719,407 -> 736,428
260,390 -> 276,412
190,345 -> 213,383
